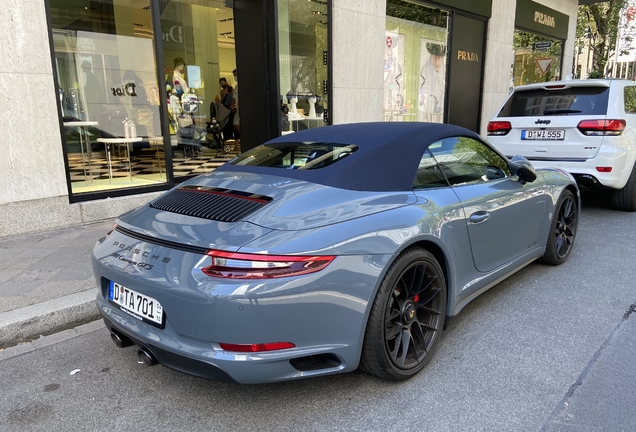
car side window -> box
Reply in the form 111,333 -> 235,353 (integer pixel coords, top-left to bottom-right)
624,86 -> 636,114
412,149 -> 450,190
427,137 -> 511,186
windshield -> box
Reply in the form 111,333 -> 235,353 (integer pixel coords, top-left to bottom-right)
498,87 -> 609,117
229,142 -> 358,170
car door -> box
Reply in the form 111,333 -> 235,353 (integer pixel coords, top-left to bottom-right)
428,136 -> 546,273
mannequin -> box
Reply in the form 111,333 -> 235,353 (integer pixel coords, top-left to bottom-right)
308,95 -> 317,118
172,57 -> 189,96
169,89 -> 182,130
289,96 -> 298,114
287,96 -> 303,120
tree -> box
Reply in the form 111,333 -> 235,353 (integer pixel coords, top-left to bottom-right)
577,0 -> 627,76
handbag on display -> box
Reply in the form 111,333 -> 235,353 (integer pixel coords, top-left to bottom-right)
177,113 -> 193,128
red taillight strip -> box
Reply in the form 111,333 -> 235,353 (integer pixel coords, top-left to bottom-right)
487,121 -> 512,136
219,342 -> 296,352
202,249 -> 336,279
577,119 -> 626,136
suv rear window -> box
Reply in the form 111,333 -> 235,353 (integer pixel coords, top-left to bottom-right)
498,87 -> 609,117
229,142 -> 357,170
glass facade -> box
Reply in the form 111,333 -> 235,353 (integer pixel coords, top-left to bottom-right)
158,0 -> 240,180
50,0 -> 245,198
277,0 -> 329,135
50,0 -> 166,194
384,0 -> 450,123
512,30 -> 563,87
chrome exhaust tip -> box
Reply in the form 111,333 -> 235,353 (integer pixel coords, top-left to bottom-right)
110,331 -> 133,349
137,348 -> 159,366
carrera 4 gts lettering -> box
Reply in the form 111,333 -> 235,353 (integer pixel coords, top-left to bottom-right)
111,252 -> 154,270
111,241 -> 171,263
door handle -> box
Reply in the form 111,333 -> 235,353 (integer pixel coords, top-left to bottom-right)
469,211 -> 490,224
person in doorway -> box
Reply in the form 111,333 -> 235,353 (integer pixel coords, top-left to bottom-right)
232,69 -> 240,140
216,77 -> 235,140
419,43 -> 446,122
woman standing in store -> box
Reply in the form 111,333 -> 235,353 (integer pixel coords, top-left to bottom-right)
216,77 -> 235,141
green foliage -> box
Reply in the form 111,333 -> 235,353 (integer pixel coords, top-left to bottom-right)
578,1 -> 628,74
386,0 -> 448,27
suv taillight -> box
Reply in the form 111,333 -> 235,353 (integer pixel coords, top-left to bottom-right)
577,119 -> 626,136
487,121 -> 512,136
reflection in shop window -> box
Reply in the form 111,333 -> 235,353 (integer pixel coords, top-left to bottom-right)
513,30 -> 563,87
160,1 -> 240,180
385,0 -> 449,123
50,0 -> 166,196
278,0 -> 329,135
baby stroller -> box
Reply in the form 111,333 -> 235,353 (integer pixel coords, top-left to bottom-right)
207,101 -> 235,157
176,113 -> 204,158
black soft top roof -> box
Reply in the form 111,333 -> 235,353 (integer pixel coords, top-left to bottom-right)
221,122 -> 482,192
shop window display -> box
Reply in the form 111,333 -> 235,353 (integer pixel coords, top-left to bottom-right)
277,0 -> 329,135
50,0 -> 166,195
385,0 -> 449,123
512,30 -> 563,87
159,0 -> 240,180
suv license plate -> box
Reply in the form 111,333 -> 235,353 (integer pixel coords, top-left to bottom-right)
109,281 -> 164,326
521,130 -> 565,140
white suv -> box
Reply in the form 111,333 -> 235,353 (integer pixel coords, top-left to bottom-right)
487,79 -> 636,211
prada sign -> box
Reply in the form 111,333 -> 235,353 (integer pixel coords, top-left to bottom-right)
534,11 -> 555,28
447,15 -> 485,133
457,50 -> 479,62
515,0 -> 567,40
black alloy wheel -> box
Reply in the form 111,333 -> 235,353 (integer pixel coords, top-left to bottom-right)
360,248 -> 446,381
542,190 -> 577,265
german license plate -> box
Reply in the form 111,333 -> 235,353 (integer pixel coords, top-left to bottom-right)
521,129 -> 565,140
109,281 -> 164,326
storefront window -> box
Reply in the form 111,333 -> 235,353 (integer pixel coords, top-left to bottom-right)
512,30 -> 563,86
385,0 -> 449,123
159,0 -> 240,180
50,0 -> 166,195
277,0 -> 329,135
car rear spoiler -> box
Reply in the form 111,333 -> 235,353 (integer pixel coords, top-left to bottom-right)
513,79 -> 611,92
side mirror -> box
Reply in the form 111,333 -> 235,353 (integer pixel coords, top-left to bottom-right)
508,155 -> 537,184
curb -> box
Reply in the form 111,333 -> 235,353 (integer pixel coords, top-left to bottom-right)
0,289 -> 101,349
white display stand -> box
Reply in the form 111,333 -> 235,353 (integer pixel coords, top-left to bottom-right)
288,116 -> 324,132
97,137 -> 142,182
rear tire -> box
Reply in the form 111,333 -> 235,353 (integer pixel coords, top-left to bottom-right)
360,248 -> 446,381
541,190 -> 577,265
611,163 -> 636,212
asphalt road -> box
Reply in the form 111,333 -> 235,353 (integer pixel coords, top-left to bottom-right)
1,194 -> 635,432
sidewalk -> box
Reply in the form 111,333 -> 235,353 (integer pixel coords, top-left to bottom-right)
0,220 -> 115,349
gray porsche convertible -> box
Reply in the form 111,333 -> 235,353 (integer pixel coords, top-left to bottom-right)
92,122 -> 579,384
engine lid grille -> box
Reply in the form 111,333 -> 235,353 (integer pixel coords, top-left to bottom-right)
149,185 -> 273,222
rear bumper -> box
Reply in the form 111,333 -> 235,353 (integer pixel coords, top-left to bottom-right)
103,316 -> 236,382
497,140 -> 635,189
528,158 -> 629,189
98,297 -> 355,384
